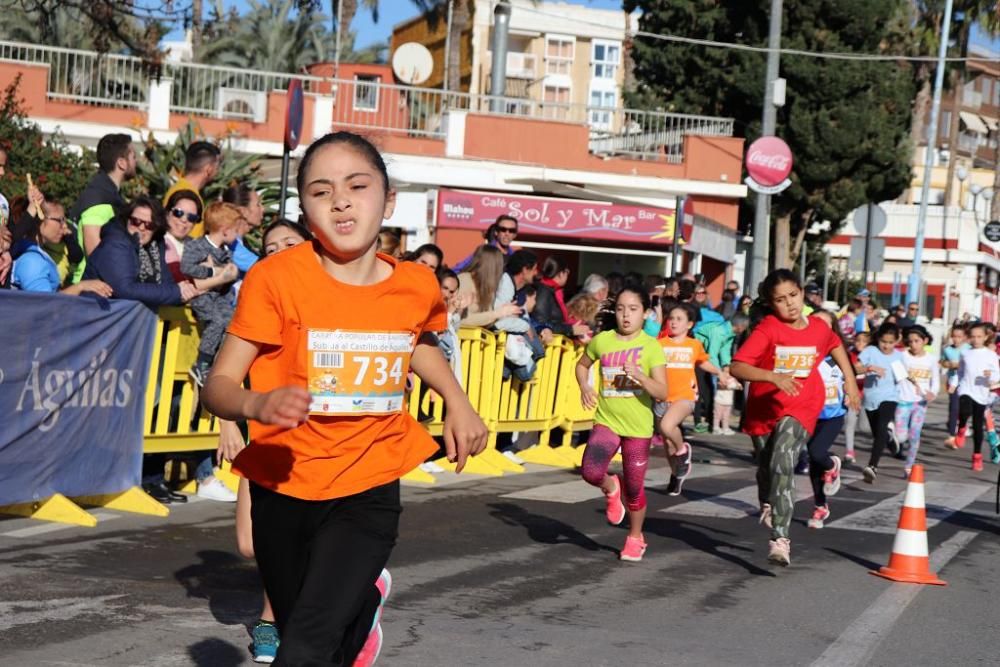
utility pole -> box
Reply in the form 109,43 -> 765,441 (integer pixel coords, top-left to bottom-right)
747,0 -> 782,296
909,0 -> 954,305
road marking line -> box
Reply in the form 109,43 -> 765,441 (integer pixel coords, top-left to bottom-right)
0,512 -> 120,538
810,530 -> 977,667
825,481 -> 988,534
500,465 -> 736,504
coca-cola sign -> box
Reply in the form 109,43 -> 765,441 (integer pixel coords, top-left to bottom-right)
745,136 -> 793,192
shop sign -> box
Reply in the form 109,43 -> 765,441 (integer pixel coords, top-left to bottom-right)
744,136 -> 793,195
436,189 -> 681,246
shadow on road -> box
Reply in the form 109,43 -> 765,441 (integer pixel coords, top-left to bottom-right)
487,502 -> 618,554
187,637 -> 245,667
642,517 -> 776,577
174,549 -> 261,628
824,547 -> 883,571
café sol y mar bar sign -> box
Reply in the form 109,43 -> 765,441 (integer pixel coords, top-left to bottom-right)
436,189 -> 680,246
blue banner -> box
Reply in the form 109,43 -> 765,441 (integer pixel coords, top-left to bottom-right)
0,292 -> 156,506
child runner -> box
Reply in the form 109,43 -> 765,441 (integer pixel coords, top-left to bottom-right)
858,322 -> 904,483
804,310 -> 848,529
951,322 -> 1000,471
843,331 -> 871,463
730,270 -> 860,565
576,286 -> 667,562
894,325 -> 939,478
941,324 -> 969,447
214,220 -> 311,663
656,302 -> 731,495
202,132 -> 488,665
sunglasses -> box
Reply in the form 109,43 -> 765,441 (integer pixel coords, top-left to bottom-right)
170,208 -> 201,224
128,216 -> 157,231
44,216 -> 66,224
497,226 -> 517,234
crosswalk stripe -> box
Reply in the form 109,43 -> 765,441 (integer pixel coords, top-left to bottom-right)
500,464 -> 738,504
824,480 -> 989,534
660,470 -> 864,519
0,512 -> 120,538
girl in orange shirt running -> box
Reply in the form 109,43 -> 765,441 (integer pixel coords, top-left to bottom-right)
656,302 -> 731,495
202,132 -> 487,666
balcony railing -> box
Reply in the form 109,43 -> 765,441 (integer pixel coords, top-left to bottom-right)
0,40 -> 735,161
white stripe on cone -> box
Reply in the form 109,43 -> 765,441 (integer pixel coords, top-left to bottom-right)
902,481 -> 925,509
890,528 -> 930,558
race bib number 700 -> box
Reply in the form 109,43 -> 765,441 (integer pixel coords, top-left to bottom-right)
307,330 -> 415,415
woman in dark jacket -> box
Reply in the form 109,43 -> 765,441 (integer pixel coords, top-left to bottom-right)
534,256 -> 590,338
83,195 -> 195,308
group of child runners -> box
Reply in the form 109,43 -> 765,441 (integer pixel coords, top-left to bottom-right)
197,131 -> 992,665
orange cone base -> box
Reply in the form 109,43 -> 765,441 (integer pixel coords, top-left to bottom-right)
870,565 -> 946,586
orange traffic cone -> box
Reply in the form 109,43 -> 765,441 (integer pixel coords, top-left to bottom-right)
870,464 -> 946,586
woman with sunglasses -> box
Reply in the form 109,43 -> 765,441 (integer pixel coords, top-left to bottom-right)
164,189 -> 238,290
83,195 -> 199,308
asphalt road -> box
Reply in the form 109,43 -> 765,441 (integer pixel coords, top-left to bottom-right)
2,399 -> 998,666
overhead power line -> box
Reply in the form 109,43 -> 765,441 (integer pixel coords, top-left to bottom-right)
517,4 -> 997,64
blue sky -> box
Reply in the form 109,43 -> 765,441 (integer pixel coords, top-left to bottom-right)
168,0 -> 625,48
169,1 -> 999,53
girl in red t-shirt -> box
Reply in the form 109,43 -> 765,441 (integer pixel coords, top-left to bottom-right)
730,270 -> 860,566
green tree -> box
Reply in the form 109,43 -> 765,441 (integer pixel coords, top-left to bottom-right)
0,75 -> 93,207
626,0 -> 917,273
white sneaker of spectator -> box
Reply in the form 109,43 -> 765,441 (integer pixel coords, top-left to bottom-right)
197,476 -> 237,502
419,461 -> 445,474
503,450 -> 525,465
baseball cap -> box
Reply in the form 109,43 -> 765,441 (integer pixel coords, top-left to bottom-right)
857,289 -> 871,297
805,283 -> 821,295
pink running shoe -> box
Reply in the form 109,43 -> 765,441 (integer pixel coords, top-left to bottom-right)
373,569 -> 392,627
768,537 -> 791,566
353,623 -> 383,667
619,535 -> 647,562
822,455 -> 842,496
807,505 -> 830,529
605,475 -> 626,525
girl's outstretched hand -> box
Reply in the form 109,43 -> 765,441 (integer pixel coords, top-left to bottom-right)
770,372 -> 801,396
250,386 -> 311,429
443,401 -> 488,472
845,386 -> 861,412
581,386 -> 599,410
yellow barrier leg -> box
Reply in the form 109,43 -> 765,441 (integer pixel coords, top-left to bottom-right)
401,467 -> 436,484
178,479 -> 198,494
72,487 -> 169,518
478,448 -> 525,473
518,444 -> 576,469
0,494 -> 97,527
435,456 -> 505,476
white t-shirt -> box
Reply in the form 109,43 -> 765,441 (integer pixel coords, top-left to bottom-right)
898,351 -> 940,403
957,347 -> 1000,406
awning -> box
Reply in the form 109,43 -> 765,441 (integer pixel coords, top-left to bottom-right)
982,116 -> 999,132
960,111 -> 989,135
682,213 -> 737,264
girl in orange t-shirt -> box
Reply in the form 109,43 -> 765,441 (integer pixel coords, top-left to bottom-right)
201,132 -> 487,666
656,302 -> 730,495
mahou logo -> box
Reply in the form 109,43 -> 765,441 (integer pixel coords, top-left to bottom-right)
745,137 -> 793,187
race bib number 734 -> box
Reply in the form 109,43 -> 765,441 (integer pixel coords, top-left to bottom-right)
307,330 -> 415,415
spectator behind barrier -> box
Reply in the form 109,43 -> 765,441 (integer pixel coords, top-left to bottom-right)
10,184 -> 84,285
12,200 -> 113,297
262,219 -> 312,257
535,255 -> 590,339
221,181 -> 264,273
69,133 -> 136,283
582,273 -> 609,303
163,189 -> 204,283
453,214 -> 519,272
403,243 -> 444,272
83,195 -> 197,308
163,141 -> 221,235
457,245 -> 521,328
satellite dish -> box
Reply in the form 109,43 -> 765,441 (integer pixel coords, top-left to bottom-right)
392,42 -> 433,85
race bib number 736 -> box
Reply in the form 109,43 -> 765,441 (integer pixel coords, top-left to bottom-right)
307,330 -> 415,415
774,346 -> 817,379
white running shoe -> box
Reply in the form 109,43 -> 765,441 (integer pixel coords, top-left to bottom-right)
502,450 -> 526,465
768,537 -> 791,566
196,476 -> 237,502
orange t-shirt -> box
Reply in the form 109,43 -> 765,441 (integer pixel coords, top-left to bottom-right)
228,241 -> 447,500
657,335 -> 709,403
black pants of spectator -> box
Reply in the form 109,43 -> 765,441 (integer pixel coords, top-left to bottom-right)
866,401 -> 898,469
250,480 -> 401,666
807,416 -> 844,506
958,394 -> 987,455
693,367 -> 714,426
948,391 -> 961,436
